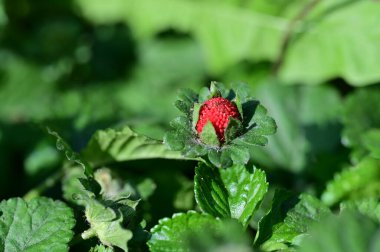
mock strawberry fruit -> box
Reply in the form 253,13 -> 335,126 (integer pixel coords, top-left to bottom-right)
196,97 -> 241,143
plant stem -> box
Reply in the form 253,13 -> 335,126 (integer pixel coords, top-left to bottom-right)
23,169 -> 65,201
272,0 -> 321,75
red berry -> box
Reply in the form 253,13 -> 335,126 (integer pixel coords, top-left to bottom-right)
196,97 -> 241,143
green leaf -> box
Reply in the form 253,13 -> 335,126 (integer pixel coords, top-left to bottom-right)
255,192 -> 331,251
195,163 -> 268,227
340,198 -> 380,224
194,163 -> 231,218
280,1 -> 380,86
220,165 -> 268,228
362,129 -> 380,159
0,197 -> 75,252
148,211 -> 225,252
321,157 -> 380,206
200,121 -> 220,146
76,0 -> 288,74
82,126 -> 185,166
175,89 -> 199,115
249,82 -> 342,172
297,211 -> 380,252
81,196 -> 136,251
342,88 -> 380,162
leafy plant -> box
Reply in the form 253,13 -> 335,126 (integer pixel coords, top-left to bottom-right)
2,1 -> 380,251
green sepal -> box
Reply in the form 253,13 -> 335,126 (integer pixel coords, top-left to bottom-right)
200,120 -> 220,146
192,103 -> 201,131
210,81 -> 222,97
174,88 -> 198,114
224,117 -> 243,143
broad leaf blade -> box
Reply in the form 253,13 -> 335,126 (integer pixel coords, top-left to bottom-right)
76,0 -> 288,74
148,211 -> 228,252
280,1 -> 380,86
0,197 -> 75,252
194,163 -> 231,218
220,165 -> 268,228
82,126 -> 185,166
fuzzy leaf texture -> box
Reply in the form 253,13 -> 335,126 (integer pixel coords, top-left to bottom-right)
0,197 -> 75,252
195,163 -> 268,227
80,196 -> 138,251
255,191 -> 331,251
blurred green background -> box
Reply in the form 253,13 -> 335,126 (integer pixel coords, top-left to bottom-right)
1,0 -> 380,219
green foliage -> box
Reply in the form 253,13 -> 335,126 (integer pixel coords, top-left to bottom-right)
0,197 -> 75,252
297,211 -> 380,252
340,198 -> 380,224
76,0 -> 287,74
82,126 -> 186,167
255,192 -> 331,251
280,1 -> 380,86
321,157 -> 380,206
342,88 -> 380,162
251,82 -> 342,172
3,0 -> 380,251
148,211 -> 251,252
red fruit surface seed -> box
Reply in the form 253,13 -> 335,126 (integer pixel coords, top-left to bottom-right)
196,97 -> 241,142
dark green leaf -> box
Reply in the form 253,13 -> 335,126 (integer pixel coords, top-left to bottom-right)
255,192 -> 331,251
225,117 -> 243,143
0,197 -> 75,252
148,211 -> 225,252
194,163 -> 231,218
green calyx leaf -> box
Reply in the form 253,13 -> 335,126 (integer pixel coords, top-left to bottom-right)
224,117 -> 243,143
0,197 -> 75,252
195,163 -> 268,227
192,103 -> 201,131
200,120 -> 220,146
